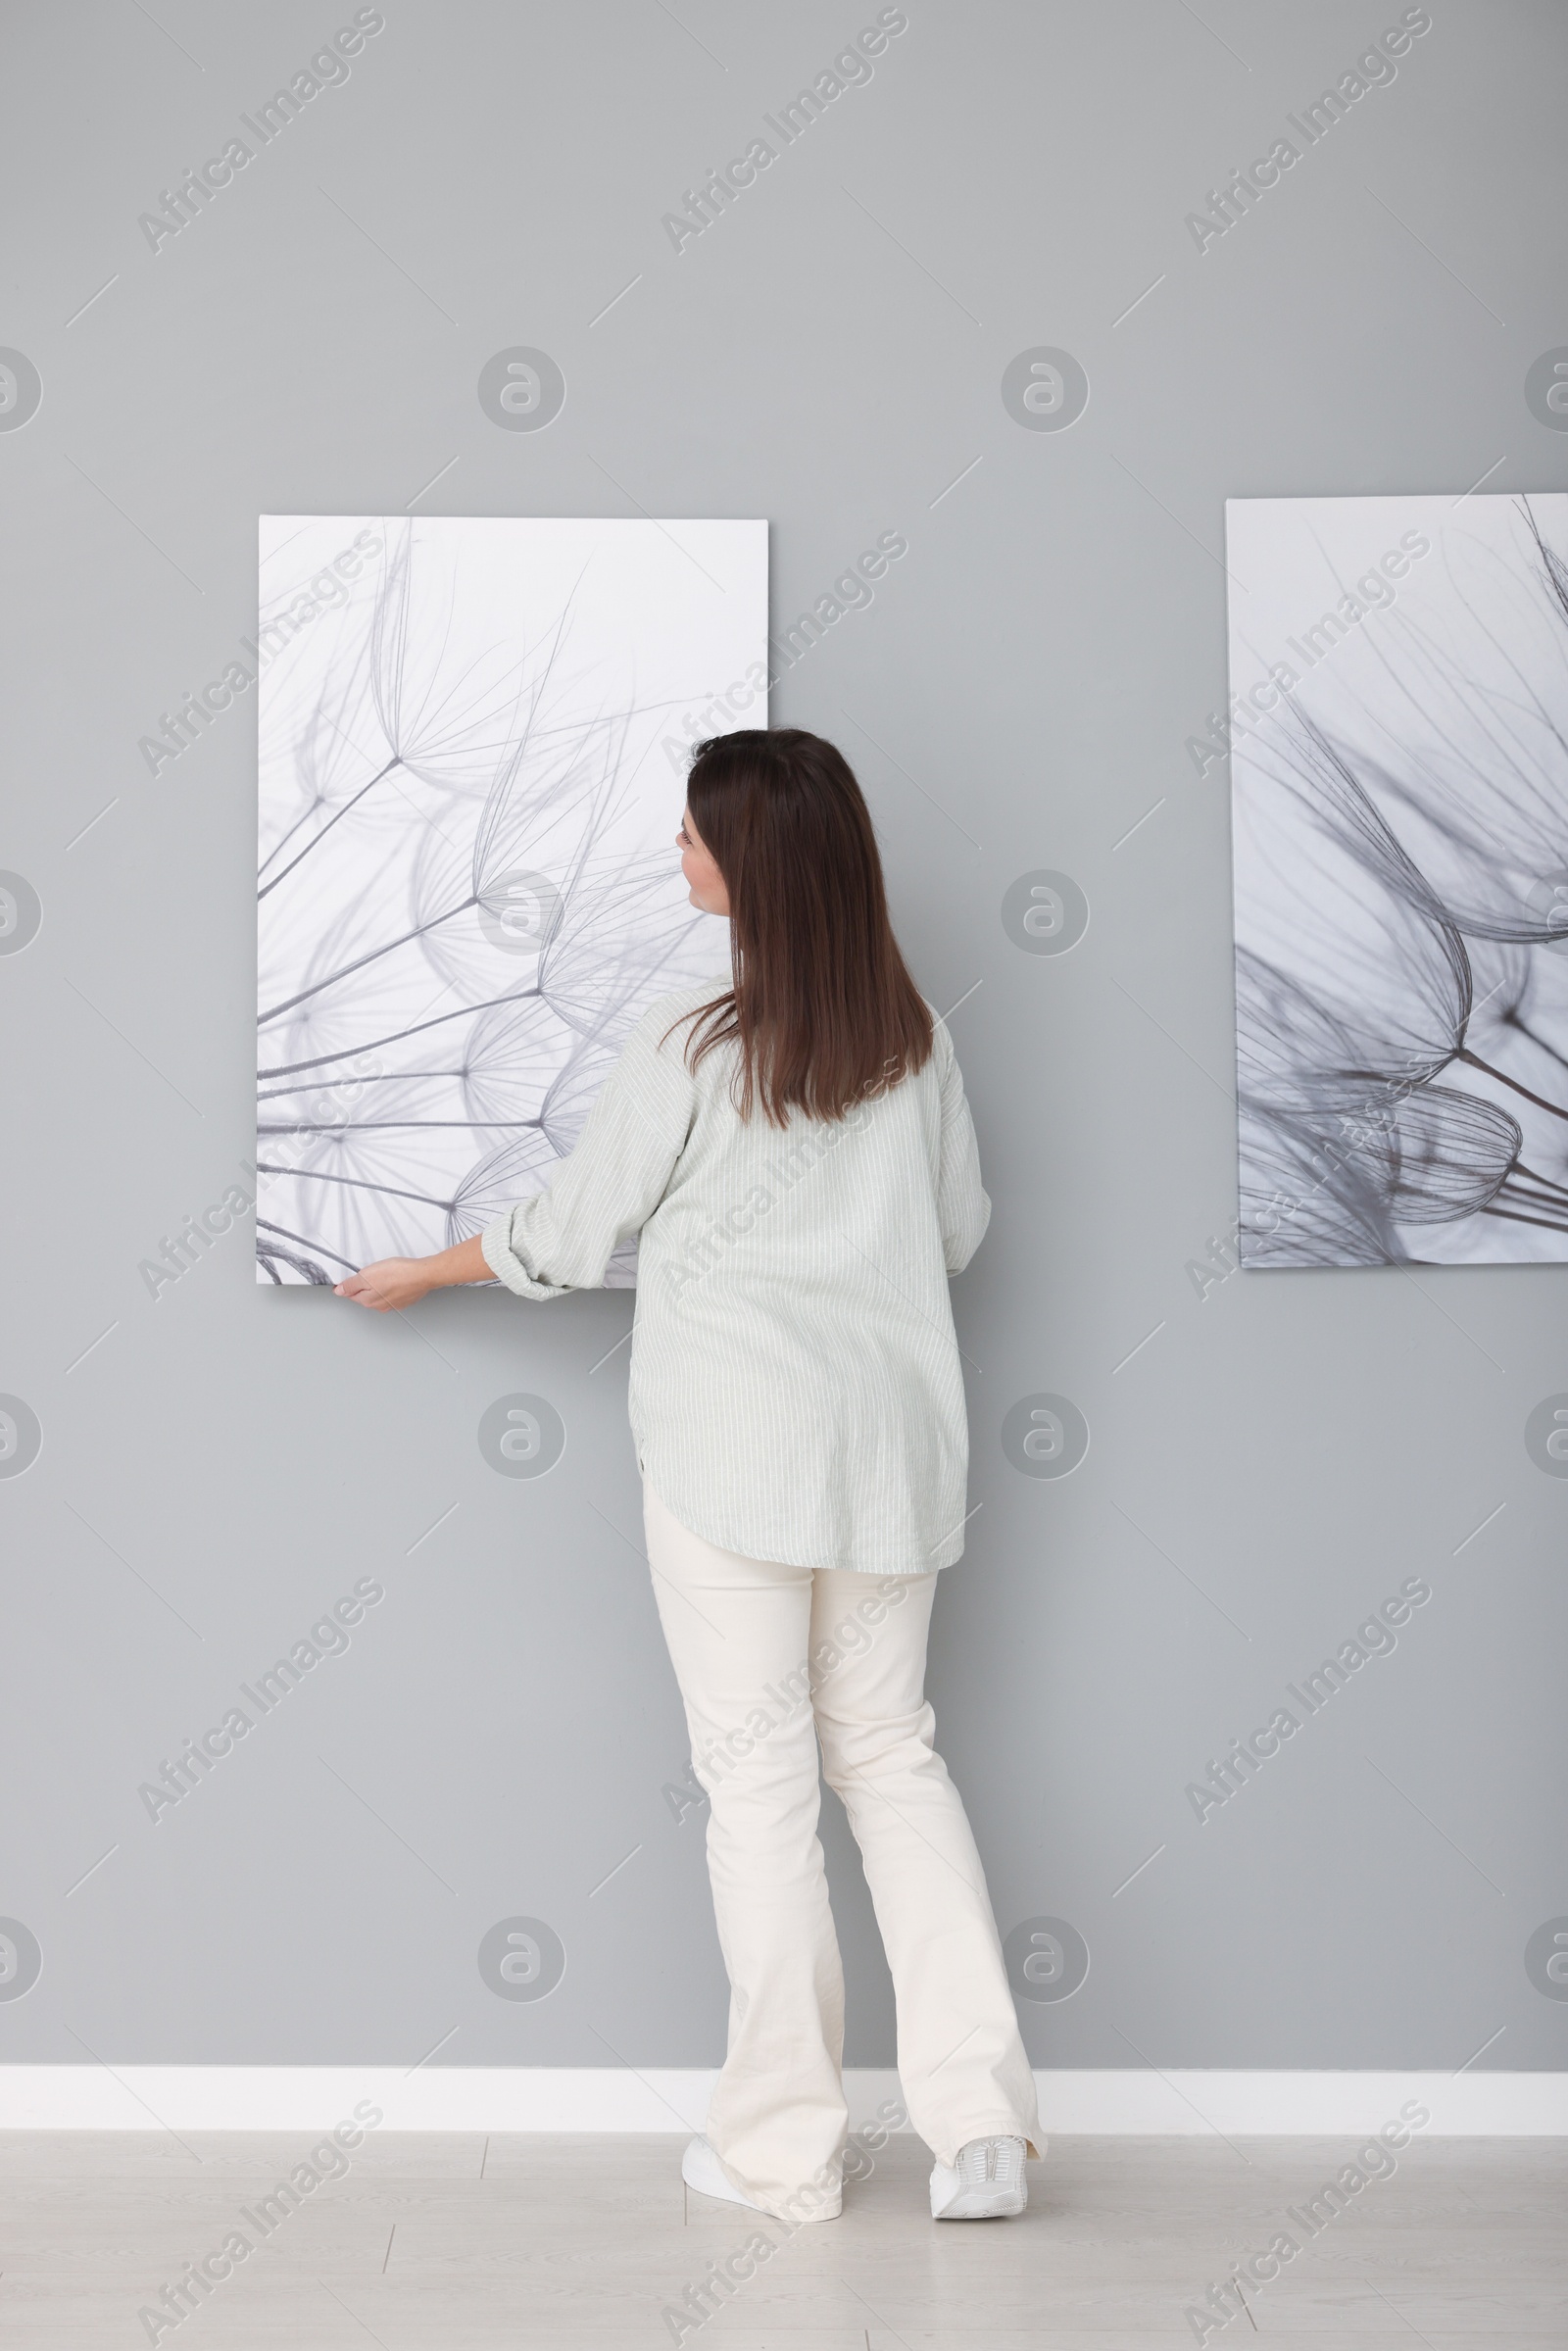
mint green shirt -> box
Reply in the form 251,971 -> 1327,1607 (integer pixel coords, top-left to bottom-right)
481,985 -> 989,1574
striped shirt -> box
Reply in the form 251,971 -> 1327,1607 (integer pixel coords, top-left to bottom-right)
480,983 -> 990,1574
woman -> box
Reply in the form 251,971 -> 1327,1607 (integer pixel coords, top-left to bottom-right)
335,727 -> 1042,2224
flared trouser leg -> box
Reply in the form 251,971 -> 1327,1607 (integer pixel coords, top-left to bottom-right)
644,1479 -> 846,2222
643,1479 -> 1040,2221
807,1566 -> 1042,2170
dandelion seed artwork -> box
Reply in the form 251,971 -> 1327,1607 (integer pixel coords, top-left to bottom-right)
256,514 -> 767,1285
1227,492 -> 1568,1266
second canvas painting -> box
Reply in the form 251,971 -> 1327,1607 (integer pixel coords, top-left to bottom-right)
1228,491 -> 1568,1267
257,515 -> 767,1285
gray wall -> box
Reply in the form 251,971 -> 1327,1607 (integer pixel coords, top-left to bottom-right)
3,0 -> 1566,2078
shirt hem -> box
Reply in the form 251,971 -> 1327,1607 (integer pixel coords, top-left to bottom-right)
640,1451 -> 960,1577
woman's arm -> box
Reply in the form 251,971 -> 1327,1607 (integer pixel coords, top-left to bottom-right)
935,1021 -> 992,1273
333,1003 -> 697,1314
334,1235 -> 490,1312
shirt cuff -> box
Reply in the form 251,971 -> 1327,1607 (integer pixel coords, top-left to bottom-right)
479,1211 -> 571,1300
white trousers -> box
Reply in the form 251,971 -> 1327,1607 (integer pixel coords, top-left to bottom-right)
643,1478 -> 1042,2224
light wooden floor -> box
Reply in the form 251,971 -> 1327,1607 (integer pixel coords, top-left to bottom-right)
0,2129 -> 1561,2346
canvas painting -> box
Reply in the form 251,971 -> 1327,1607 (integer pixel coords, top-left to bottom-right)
1227,491 -> 1568,1266
257,514 -> 767,1285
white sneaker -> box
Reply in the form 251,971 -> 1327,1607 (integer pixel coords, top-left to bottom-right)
682,2133 -> 766,2212
930,2134 -> 1028,2219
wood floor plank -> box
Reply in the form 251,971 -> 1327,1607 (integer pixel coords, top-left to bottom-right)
0,2130 -> 1560,2347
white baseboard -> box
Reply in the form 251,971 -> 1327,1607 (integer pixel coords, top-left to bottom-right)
1,2067 -> 1563,2134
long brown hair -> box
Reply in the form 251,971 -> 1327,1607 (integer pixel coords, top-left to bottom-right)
673,728 -> 933,1125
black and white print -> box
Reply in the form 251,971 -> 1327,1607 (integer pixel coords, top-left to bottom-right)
256,514 -> 766,1285
1228,492 -> 1568,1266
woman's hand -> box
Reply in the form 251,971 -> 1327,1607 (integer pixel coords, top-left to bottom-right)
334,1235 -> 493,1310
334,1257 -> 436,1312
